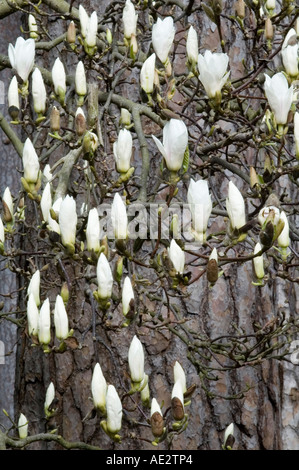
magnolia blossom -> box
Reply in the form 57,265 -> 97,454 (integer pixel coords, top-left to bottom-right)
86,207 -> 100,252
22,138 -> 40,184
140,53 -> 156,94
44,382 -> 55,416
54,295 -> 69,341
223,423 -> 234,448
106,385 -> 122,434
97,253 -> 113,299
128,335 -> 145,383
8,37 -> 35,83
171,380 -> 184,420
28,14 -> 38,39
8,76 -> 19,113
111,193 -> 128,239
38,298 -> 51,345
186,25 -> 198,65
226,181 -> 246,230
27,270 -> 40,307
173,361 -> 187,393
152,17 -> 175,64
79,6 -> 98,47
152,119 -> 188,172
18,413 -> 28,439
79,5 -> 89,38
167,239 -> 185,274
187,179 -> 212,242
40,182 -> 52,223
197,50 -> 230,99
277,211 -> 290,249
75,61 -> 87,97
91,363 -> 107,412
122,0 -> 138,39
52,58 -> 66,100
32,68 -> 47,115
295,112 -> 299,158
281,28 -> 298,77
122,276 -> 134,316
27,293 -> 39,336
266,0 -> 275,9
59,195 -> 77,248
253,242 -> 264,280
2,187 -> 14,222
113,128 -> 133,173
264,72 -> 293,125
258,205 -> 280,227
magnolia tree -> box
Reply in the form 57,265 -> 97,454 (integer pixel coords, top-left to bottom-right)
0,0 -> 298,451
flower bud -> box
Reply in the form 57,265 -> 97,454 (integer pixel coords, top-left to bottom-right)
152,16 -> 175,65
122,276 -> 134,317
32,68 -> 47,116
235,0 -> 245,18
40,182 -> 52,223
167,239 -> 185,275
54,294 -> 69,341
8,76 -> 19,120
18,413 -> 28,439
187,178 -> 212,243
111,193 -> 128,240
50,106 -> 60,133
223,422 -> 235,449
106,385 -> 122,434
186,25 -> 198,66
60,282 -> 69,304
281,29 -> 298,77
264,72 -> 293,126
86,207 -> 100,252
171,381 -> 185,421
253,242 -> 264,280
150,398 -> 164,437
44,382 -> 55,417
38,298 -> 51,346
75,107 -> 87,136
75,61 -> 87,99
91,363 -> 107,413
27,293 -> 39,336
122,0 -> 138,39
128,335 -> 145,383
67,21 -> 76,44
207,248 -> 219,284
2,187 -> 14,223
265,18 -> 274,40
140,53 -> 156,94
226,181 -> 246,231
52,58 -> 66,104
96,253 -> 113,300
120,108 -> 131,127
59,195 -> 77,250
28,14 -> 38,40
27,270 -> 40,307
173,361 -> 187,394
277,211 -> 290,249
113,128 -> 133,173
22,138 -> 40,184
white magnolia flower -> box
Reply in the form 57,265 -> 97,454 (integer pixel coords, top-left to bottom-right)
0,216 -> 4,244
8,37 -> 35,83
28,14 -> 38,39
223,423 -> 234,448
122,276 -> 134,316
2,187 -> 14,222
253,242 -> 264,280
75,61 -> 87,97
59,195 -> 77,248
40,182 -> 52,223
8,76 -> 19,112
27,270 -> 40,307
197,50 -> 230,99
173,361 -> 187,393
113,128 -> 133,173
111,193 -> 128,240
79,5 -> 89,38
44,382 -> 55,415
264,72 -> 293,125
52,58 -> 66,100
152,16 -> 175,65
22,138 -> 40,184
140,53 -> 156,94
43,164 -> 52,182
97,253 -> 113,299
32,68 -> 47,115
106,385 -> 123,434
167,239 -> 185,274
187,178 -> 212,242
122,0 -> 138,39
18,413 -> 28,439
86,207 -> 100,252
54,295 -> 69,341
226,181 -> 246,230
91,363 -> 107,412
128,335 -> 145,383
152,119 -> 188,172
281,28 -> 299,78
295,112 -> 299,158
27,293 -> 39,336
186,25 -> 198,65
86,11 -> 98,48
277,211 -> 290,249
258,205 -> 280,226
38,298 -> 51,345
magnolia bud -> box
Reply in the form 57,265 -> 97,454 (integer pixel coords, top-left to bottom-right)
27,293 -> 39,336
50,106 -> 60,133
60,282 -> 69,304
150,398 -> 164,437
96,253 -> 113,300
8,76 -> 19,120
86,207 -> 100,252
106,385 -> 122,434
223,422 -> 235,450
253,242 -> 264,280
18,413 -> 28,439
111,193 -> 128,240
22,138 -> 40,184
27,270 -> 40,307
44,382 -> 55,417
2,187 -> 14,223
173,361 -> 187,394
122,276 -> 134,317
75,107 -> 87,136
265,18 -> 274,40
54,294 -> 70,341
120,108 -> 131,127
128,335 -> 145,383
277,211 -> 290,249
40,182 -> 52,223
59,195 -> 77,250
235,0 -> 245,18
171,381 -> 185,421
67,21 -> 76,44
52,57 -> 66,104
91,363 -> 107,413
207,248 -> 219,284
106,28 -> 113,44
75,61 -> 87,99
28,14 -> 38,40
38,298 -> 51,346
